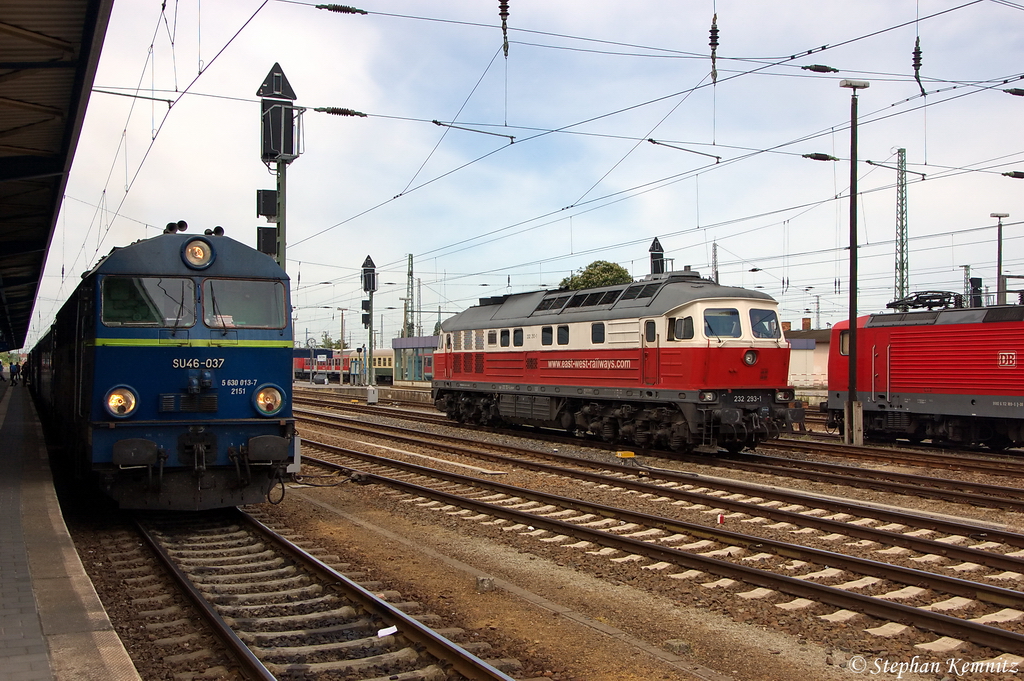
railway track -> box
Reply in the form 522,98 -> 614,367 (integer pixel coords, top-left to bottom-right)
131,508 -> 519,680
293,394 -> 1024,480
297,437 -> 1024,657
294,406 -> 1024,513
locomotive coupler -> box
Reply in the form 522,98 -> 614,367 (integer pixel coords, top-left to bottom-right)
228,446 -> 251,486
192,443 -> 207,476
152,449 -> 167,490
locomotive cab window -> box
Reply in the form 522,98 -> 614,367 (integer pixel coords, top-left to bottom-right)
557,325 -> 569,345
750,309 -> 781,338
202,279 -> 286,329
541,326 -> 553,346
101,276 -> 195,327
645,320 -> 657,343
669,316 -> 694,340
500,329 -> 510,347
704,308 -> 741,338
513,328 -> 524,347
839,330 -> 850,355
592,323 -> 605,344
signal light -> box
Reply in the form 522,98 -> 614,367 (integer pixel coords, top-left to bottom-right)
361,313 -> 371,327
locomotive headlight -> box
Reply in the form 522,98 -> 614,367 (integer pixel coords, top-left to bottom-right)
742,350 -> 758,366
775,389 -> 795,403
253,385 -> 285,416
105,387 -> 138,418
182,238 -> 214,269
698,391 -> 717,403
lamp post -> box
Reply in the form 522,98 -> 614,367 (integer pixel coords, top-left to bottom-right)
840,79 -> 869,446
991,213 -> 1009,305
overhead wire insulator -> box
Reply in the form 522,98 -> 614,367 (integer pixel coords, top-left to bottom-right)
801,64 -> 838,74
314,107 -> 367,117
709,13 -> 719,84
499,1 -> 510,57
912,36 -> 925,96
316,4 -> 368,14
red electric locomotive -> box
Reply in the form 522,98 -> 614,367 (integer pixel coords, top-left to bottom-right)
824,305 -> 1024,449
432,267 -> 804,453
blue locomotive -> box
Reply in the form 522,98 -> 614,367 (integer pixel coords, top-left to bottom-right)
28,222 -> 300,510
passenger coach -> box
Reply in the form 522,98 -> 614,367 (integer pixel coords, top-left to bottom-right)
433,267 -> 803,453
29,224 -> 299,510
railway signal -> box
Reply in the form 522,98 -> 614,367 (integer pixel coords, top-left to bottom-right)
256,64 -> 304,270
362,256 -> 377,387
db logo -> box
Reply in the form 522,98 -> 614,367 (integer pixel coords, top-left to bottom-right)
998,352 -> 1017,368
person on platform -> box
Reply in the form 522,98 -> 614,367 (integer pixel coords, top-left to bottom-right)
10,361 -> 20,386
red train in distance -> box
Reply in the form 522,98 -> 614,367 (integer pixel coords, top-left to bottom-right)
432,267 -> 804,454
293,348 -> 395,383
823,305 -> 1024,450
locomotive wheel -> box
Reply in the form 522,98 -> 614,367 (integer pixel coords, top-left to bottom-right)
723,441 -> 745,454
986,434 -> 1011,452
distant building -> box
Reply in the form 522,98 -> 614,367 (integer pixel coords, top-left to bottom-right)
392,335 -> 438,384
786,329 -> 831,388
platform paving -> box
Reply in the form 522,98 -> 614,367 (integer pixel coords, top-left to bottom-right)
0,383 -> 140,680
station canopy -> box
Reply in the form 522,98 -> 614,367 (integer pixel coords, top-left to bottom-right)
0,0 -> 112,351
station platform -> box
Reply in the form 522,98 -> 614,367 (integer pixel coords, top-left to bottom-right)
0,381 -> 140,680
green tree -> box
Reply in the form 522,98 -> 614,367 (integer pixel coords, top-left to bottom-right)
320,331 -> 347,349
559,260 -> 633,290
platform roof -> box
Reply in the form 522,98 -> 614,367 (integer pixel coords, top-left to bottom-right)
0,0 -> 112,351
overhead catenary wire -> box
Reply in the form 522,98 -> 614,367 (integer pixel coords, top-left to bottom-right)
34,1 -> 1024,345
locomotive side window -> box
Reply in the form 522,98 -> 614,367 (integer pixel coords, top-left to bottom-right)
102,276 -> 195,327
488,330 -> 497,346
500,329 -> 510,347
750,309 -> 781,338
704,308 -> 741,338
446,334 -> 452,349
645,320 -> 656,342
513,328 -> 524,346
541,326 -> 553,346
671,316 -> 694,340
557,325 -> 569,345
592,323 -> 605,344
839,330 -> 849,355
202,279 -> 286,329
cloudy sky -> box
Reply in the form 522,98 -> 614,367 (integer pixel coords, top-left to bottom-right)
30,0 -> 1024,348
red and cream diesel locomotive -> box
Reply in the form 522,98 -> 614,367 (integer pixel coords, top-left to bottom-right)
823,304 -> 1024,449
432,267 -> 804,453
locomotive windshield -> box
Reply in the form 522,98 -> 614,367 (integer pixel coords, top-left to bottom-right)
202,279 -> 287,329
703,308 -> 742,338
101,276 -> 196,327
749,308 -> 782,338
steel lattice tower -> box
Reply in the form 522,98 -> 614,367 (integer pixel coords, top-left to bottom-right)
894,148 -> 909,303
